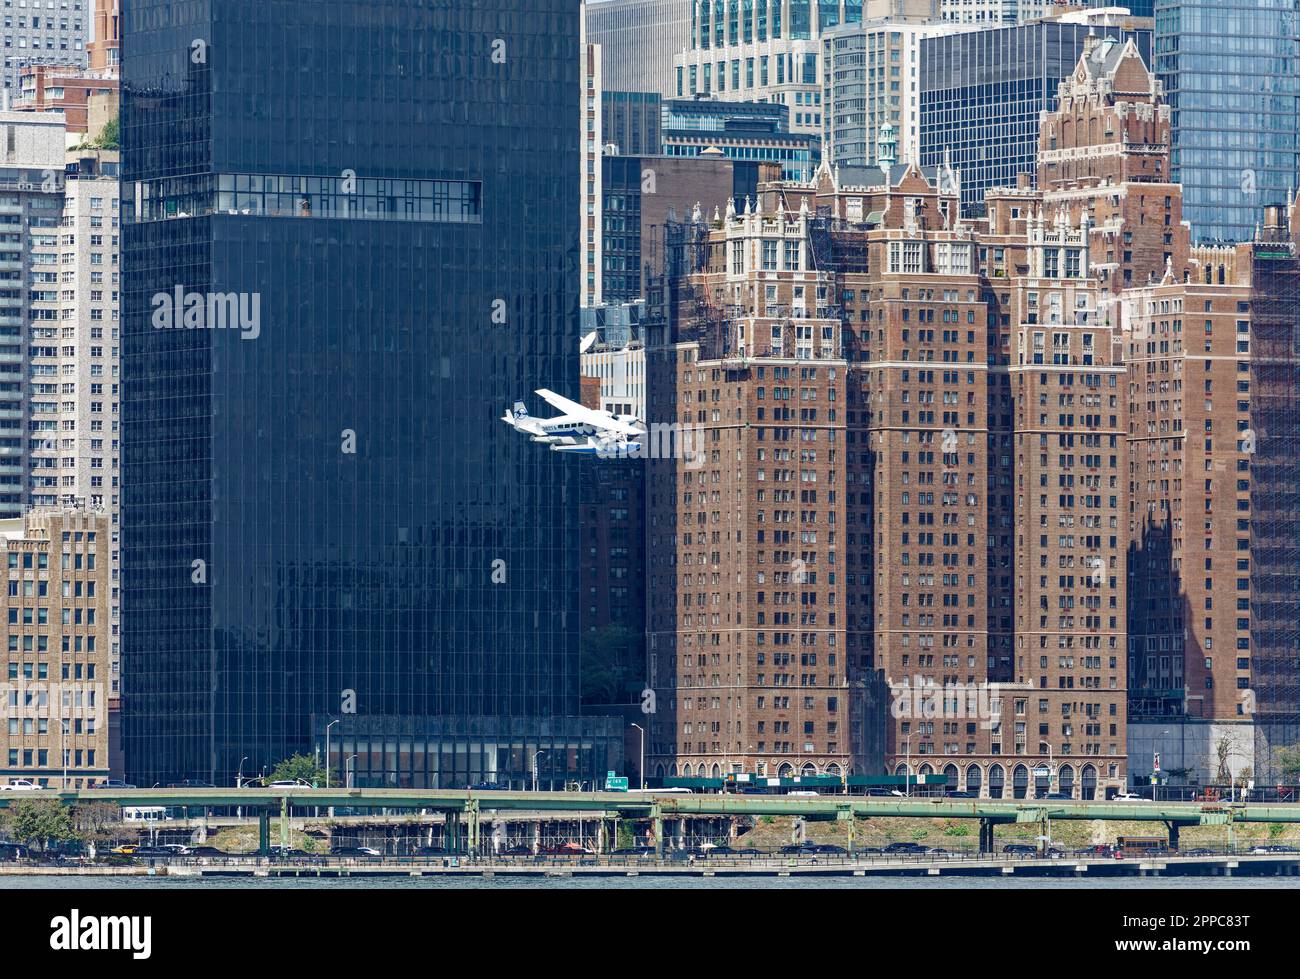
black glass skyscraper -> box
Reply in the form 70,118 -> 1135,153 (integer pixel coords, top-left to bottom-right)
122,0 -> 620,788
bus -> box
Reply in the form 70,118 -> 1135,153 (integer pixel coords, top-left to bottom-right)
625,787 -> 694,795
1116,836 -> 1167,854
121,806 -> 172,823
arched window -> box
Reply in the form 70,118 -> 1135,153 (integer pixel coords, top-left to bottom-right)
1012,764 -> 1029,799
1081,764 -> 1098,801
801,762 -> 817,777
711,763 -> 722,779
965,764 -> 983,796
655,764 -> 666,779
682,763 -> 694,778
825,763 -> 842,777
1059,764 -> 1075,799
988,764 -> 1005,799
944,764 -> 958,794
778,763 -> 794,778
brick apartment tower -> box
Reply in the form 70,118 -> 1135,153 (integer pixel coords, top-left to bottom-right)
89,0 -> 122,73
1037,34 -> 1190,297
646,196 -> 854,779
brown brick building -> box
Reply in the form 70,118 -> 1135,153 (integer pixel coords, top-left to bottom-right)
0,507 -> 112,788
646,196 -> 855,779
637,36 -> 1299,797
1037,35 -> 1189,296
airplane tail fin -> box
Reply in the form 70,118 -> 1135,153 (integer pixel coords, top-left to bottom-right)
512,401 -> 528,418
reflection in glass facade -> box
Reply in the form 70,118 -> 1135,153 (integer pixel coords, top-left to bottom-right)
122,0 -> 621,787
1155,0 -> 1300,242
319,715 -> 619,791
919,20 -> 1151,215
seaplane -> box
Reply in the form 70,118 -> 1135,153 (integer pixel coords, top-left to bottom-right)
502,388 -> 646,458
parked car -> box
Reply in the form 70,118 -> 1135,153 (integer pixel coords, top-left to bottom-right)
187,846 -> 231,857
265,779 -> 312,789
1003,843 -> 1036,855
92,779 -> 137,790
330,846 -> 381,857
1043,792 -> 1072,801
165,780 -> 215,789
1113,793 -> 1148,802
110,844 -> 139,855
610,846 -> 655,857
1184,847 -> 1217,857
787,790 -> 819,797
130,847 -> 177,859
882,841 -> 926,854
1251,844 -> 1299,854
946,790 -> 979,799
499,844 -> 535,856
0,779 -> 41,791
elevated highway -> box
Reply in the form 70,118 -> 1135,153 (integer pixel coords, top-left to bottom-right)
6,787 -> 1294,855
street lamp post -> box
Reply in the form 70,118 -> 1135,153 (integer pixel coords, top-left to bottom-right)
324,719 -> 339,788
631,724 -> 645,790
61,718 -> 69,790
236,756 -> 248,818
904,735 -> 912,798
533,749 -> 547,793
346,754 -> 358,789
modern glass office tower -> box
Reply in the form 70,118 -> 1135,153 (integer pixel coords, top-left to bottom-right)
586,0 -> 691,98
919,14 -> 1151,214
121,0 -> 620,788
1155,0 -> 1300,242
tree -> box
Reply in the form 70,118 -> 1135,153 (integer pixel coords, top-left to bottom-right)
1215,734 -> 1243,784
265,753 -> 327,787
71,801 -> 122,851
1275,744 -> 1300,781
9,799 -> 76,851
90,114 -> 118,149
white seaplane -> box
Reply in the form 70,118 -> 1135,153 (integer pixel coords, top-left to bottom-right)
501,388 -> 645,458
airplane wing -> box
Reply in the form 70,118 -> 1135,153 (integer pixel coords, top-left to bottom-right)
535,389 -> 642,436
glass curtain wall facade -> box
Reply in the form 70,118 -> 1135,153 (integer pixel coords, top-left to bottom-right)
919,20 -> 1151,215
1155,0 -> 1300,242
586,0 -> 691,99
122,0 -> 612,787
675,0 -> 864,134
